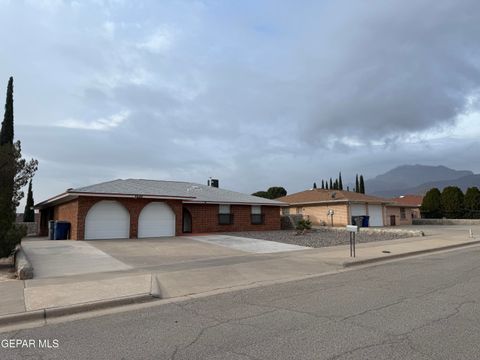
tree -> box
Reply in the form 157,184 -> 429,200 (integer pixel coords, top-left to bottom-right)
329,178 -> 333,189
0,77 -> 13,146
0,77 -> 37,258
313,182 -> 317,189
355,174 -> 359,193
252,186 -> 287,200
252,191 -> 269,199
334,179 -> 338,190
23,180 -> 35,222
421,188 -> 442,218
325,182 -> 328,190
441,186 -> 464,218
321,180 -> 324,189
359,175 -> 365,194
464,187 -> 480,219
338,172 -> 343,190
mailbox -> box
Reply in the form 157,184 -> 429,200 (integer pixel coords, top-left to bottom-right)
346,225 -> 358,233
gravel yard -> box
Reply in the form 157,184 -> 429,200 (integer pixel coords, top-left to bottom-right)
224,228 -> 417,248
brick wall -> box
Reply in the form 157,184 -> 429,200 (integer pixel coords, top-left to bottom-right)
53,200 -> 79,239
183,203 -> 281,233
63,197 -> 281,240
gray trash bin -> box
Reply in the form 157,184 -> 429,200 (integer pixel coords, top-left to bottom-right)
48,220 -> 55,240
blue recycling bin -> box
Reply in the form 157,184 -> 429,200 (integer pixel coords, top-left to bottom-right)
53,221 -> 70,240
362,216 -> 370,227
352,216 -> 364,227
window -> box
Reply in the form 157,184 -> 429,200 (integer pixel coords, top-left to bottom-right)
218,204 -> 233,225
296,207 -> 302,214
281,208 -> 290,216
251,206 -> 264,225
400,207 -> 406,219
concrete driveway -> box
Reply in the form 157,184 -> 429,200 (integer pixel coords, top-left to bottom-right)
22,240 -> 132,279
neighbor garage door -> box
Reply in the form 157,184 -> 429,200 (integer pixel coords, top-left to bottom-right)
368,204 -> 384,226
85,200 -> 130,240
138,202 -> 175,238
350,204 -> 366,216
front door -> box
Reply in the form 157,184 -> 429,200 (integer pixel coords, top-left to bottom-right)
182,208 -> 192,233
390,215 -> 396,226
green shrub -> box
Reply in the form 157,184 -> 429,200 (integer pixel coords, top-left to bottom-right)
296,219 -> 312,231
0,224 -> 26,259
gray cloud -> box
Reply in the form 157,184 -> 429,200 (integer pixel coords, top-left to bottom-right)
2,0 -> 480,206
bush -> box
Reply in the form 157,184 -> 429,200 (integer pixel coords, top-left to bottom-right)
296,219 -> 312,231
441,186 -> 464,219
421,188 -> 442,218
0,224 -> 26,259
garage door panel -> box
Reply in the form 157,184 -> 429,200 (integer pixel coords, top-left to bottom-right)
368,205 -> 384,226
350,204 -> 366,216
138,202 -> 175,238
85,201 -> 130,240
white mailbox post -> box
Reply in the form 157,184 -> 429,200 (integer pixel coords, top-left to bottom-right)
346,225 -> 358,257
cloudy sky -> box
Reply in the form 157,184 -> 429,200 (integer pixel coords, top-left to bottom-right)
1,0 -> 480,208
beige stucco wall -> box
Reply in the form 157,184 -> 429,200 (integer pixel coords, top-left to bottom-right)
386,206 -> 413,226
289,203 -> 350,226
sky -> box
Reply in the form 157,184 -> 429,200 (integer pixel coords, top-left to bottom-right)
1,0 -> 480,209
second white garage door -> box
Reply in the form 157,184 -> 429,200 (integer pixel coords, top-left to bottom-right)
138,202 -> 176,238
368,204 -> 384,226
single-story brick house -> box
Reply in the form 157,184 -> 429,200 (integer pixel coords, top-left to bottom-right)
386,195 -> 423,226
35,179 -> 285,240
277,189 -> 415,227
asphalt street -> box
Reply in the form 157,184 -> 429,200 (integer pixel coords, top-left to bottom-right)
2,246 -> 480,359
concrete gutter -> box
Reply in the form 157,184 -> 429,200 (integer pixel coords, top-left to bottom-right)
0,293 -> 157,327
343,239 -> 480,267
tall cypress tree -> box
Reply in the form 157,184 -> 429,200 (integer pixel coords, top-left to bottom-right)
359,175 -> 365,194
321,180 -> 324,189
313,182 -> 317,189
338,172 -> 343,190
329,178 -> 333,189
325,182 -> 329,190
23,180 -> 35,222
355,174 -> 359,193
0,77 -> 14,145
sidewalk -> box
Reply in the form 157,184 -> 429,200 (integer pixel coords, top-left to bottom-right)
1,233 -> 479,327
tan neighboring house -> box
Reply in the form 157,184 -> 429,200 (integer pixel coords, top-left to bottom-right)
386,195 -> 423,226
277,189 -> 393,227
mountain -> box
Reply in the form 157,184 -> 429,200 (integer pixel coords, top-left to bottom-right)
367,165 -> 475,197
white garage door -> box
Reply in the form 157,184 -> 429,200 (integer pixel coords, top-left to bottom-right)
350,204 -> 366,216
85,200 -> 130,240
368,205 -> 384,226
138,202 -> 175,238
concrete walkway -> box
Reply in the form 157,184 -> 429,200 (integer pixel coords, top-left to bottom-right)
185,235 -> 310,253
1,229 -> 479,324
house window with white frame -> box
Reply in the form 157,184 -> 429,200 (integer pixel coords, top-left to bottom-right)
218,204 -> 233,225
251,205 -> 264,225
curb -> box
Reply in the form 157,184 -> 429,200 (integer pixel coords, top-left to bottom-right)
0,293 -> 157,327
343,240 -> 480,267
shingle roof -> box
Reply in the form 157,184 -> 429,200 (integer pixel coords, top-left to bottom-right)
389,195 -> 423,207
276,189 -> 390,205
68,179 -> 284,206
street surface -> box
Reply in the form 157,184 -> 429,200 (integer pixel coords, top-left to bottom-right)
2,246 -> 480,359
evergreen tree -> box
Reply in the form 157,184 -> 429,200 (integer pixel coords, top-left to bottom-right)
338,172 -> 343,190
334,179 -> 338,190
313,182 -> 317,189
464,187 -> 480,219
321,180 -> 324,189
421,188 -> 442,218
325,182 -> 329,190
359,175 -> 365,194
23,180 -> 35,222
329,178 -> 333,189
0,77 -> 13,145
441,186 -> 464,218
355,174 -> 359,193
0,77 -> 37,258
